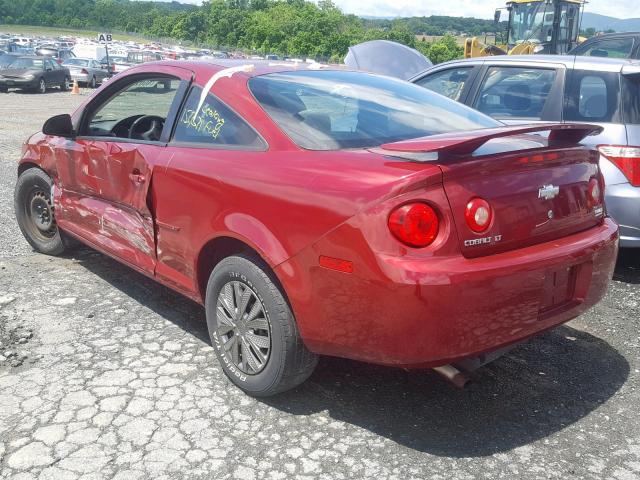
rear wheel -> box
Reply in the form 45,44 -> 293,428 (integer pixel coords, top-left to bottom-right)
205,255 -> 317,396
60,76 -> 70,91
14,168 -> 68,256
90,76 -> 96,88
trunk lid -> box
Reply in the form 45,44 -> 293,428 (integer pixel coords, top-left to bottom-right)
379,123 -> 605,258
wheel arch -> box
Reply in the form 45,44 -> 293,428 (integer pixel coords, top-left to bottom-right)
18,162 -> 42,177
194,235 -> 288,304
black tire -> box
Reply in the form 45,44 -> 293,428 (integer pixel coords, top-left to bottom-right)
90,76 -> 96,88
60,76 -> 70,91
36,78 -> 46,94
205,255 -> 318,396
14,168 -> 68,256
0,86 -> 7,93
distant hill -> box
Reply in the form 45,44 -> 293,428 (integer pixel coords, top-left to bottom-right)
581,12 -> 640,32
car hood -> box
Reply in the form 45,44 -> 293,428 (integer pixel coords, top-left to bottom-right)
344,40 -> 432,80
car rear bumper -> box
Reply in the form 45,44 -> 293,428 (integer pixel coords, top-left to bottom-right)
69,72 -> 90,83
279,218 -> 619,367
605,183 -> 640,248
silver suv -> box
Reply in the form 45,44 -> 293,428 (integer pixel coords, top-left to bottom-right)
410,55 -> 640,248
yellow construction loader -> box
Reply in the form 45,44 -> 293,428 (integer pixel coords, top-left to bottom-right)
464,0 -> 586,58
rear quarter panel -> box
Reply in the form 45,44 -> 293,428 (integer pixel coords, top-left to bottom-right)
151,149 -> 443,300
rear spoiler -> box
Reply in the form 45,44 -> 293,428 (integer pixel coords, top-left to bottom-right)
377,123 -> 603,158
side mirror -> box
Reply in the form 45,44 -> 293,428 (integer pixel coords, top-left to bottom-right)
494,9 -> 502,25
43,114 -> 74,137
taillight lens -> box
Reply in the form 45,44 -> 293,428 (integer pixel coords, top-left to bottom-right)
465,198 -> 493,233
587,177 -> 602,208
598,145 -> 640,187
388,203 -> 439,247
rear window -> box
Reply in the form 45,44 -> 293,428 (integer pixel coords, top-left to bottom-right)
65,58 -> 89,67
248,70 -> 499,150
564,70 -> 622,123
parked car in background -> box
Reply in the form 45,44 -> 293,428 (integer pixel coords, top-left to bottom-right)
570,32 -> 640,60
0,56 -> 70,93
99,55 -> 127,74
36,46 -> 76,64
410,55 -> 640,248
11,37 -> 31,47
15,60 -> 617,396
63,57 -> 109,87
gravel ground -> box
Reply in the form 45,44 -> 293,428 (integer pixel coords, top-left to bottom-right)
0,90 -> 639,480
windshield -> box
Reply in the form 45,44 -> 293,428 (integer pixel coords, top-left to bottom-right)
0,54 -> 17,69
8,57 -> 43,69
509,2 -> 554,44
249,70 -> 500,150
64,59 -> 89,67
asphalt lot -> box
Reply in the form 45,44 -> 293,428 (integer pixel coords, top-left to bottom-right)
0,90 -> 639,480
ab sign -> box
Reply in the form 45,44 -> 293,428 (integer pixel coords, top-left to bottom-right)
97,33 -> 112,43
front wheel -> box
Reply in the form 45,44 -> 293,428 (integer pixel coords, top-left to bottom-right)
60,76 -> 70,91
14,168 -> 68,256
36,78 -> 46,94
205,255 -> 318,396
90,76 -> 96,88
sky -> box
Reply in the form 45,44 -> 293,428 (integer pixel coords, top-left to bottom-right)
173,0 -> 640,19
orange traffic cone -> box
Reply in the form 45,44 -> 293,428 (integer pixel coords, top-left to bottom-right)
71,80 -> 80,95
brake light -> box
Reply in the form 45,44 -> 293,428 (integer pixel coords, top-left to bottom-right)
388,203 -> 439,247
81,68 -> 89,74
587,177 -> 602,209
598,145 -> 640,187
465,198 -> 493,233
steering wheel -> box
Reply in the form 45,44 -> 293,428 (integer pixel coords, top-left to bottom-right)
128,115 -> 164,141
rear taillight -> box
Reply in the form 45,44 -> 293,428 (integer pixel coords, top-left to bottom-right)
464,198 -> 493,233
587,177 -> 602,208
598,145 -> 640,187
81,68 -> 89,74
388,203 -> 439,247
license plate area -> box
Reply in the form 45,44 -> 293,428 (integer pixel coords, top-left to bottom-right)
538,265 -> 578,318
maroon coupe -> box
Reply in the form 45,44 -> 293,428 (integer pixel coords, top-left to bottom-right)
15,60 -> 618,395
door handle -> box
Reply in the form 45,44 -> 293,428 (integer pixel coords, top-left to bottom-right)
129,169 -> 146,184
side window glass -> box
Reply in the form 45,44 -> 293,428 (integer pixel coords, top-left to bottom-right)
173,87 -> 264,149
564,71 -> 621,122
415,67 -> 473,101
582,38 -> 634,58
474,67 -> 557,119
578,76 -> 607,118
85,77 -> 181,140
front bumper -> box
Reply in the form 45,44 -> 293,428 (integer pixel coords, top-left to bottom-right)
0,77 -> 38,89
278,218 -> 619,367
605,183 -> 640,248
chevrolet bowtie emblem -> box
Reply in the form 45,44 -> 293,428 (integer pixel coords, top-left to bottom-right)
538,184 -> 560,200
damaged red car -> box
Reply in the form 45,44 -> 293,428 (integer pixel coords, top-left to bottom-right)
15,60 -> 618,396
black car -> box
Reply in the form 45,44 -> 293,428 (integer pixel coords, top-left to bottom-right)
569,32 -> 640,59
35,46 -> 76,64
0,56 -> 70,93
